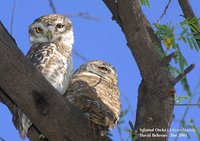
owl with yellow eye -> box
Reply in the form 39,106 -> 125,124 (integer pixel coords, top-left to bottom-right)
13,14 -> 74,139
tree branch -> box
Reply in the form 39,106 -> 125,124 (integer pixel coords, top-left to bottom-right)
174,103 -> 200,106
162,52 -> 176,65
178,0 -> 200,48
174,64 -> 195,85
103,0 -> 194,140
0,21 -> 111,141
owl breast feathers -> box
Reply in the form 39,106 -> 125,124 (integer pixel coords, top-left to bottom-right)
14,14 -> 74,139
64,60 -> 121,136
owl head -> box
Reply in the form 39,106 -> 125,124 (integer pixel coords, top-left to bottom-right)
75,60 -> 118,85
29,14 -> 74,47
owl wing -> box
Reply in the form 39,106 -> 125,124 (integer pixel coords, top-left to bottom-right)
64,76 -> 120,136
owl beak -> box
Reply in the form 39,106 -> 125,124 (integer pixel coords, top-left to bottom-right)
46,30 -> 53,40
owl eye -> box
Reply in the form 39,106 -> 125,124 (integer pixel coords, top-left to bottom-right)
98,66 -> 110,72
35,27 -> 43,33
56,24 -> 64,29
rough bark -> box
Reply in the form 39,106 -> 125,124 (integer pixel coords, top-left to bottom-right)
0,21 -> 111,141
103,0 -> 193,140
178,0 -> 200,48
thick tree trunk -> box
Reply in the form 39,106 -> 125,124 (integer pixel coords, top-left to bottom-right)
103,0 -> 194,140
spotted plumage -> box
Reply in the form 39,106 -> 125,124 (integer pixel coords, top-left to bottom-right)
13,14 -> 74,139
64,60 -> 121,136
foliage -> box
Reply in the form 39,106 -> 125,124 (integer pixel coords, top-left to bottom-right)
179,119 -> 200,140
140,0 -> 150,8
154,18 -> 200,73
179,18 -> 200,51
175,95 -> 189,104
154,17 -> 200,141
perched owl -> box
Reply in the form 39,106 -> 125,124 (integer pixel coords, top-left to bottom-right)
13,14 -> 74,139
64,60 -> 121,136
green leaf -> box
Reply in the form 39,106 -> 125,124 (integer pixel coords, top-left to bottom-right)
140,0 -> 150,8
175,96 -> 189,104
191,38 -> 199,51
169,65 -> 181,75
182,36 -> 187,42
187,37 -> 194,49
181,78 -> 192,97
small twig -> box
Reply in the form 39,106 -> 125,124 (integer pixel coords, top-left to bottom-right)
128,121 -> 139,140
174,64 -> 195,84
162,52 -> 175,65
116,125 -> 123,141
174,109 -> 190,141
65,13 -> 101,22
128,120 -> 134,131
157,0 -> 172,24
173,91 -> 199,141
121,91 -> 135,121
174,103 -> 200,106
0,137 -> 6,141
73,49 -> 88,62
174,102 -> 190,141
49,0 -> 57,13
10,0 -> 16,35
48,0 -> 101,22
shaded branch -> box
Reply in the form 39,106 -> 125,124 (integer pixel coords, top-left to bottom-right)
0,21 -> 111,141
178,0 -> 200,48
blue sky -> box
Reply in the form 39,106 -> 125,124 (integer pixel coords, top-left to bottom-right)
0,0 -> 199,141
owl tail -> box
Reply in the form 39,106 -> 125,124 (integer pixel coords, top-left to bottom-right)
13,105 -> 32,140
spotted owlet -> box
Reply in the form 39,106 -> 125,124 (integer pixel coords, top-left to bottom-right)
13,14 -> 74,139
64,60 -> 121,136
